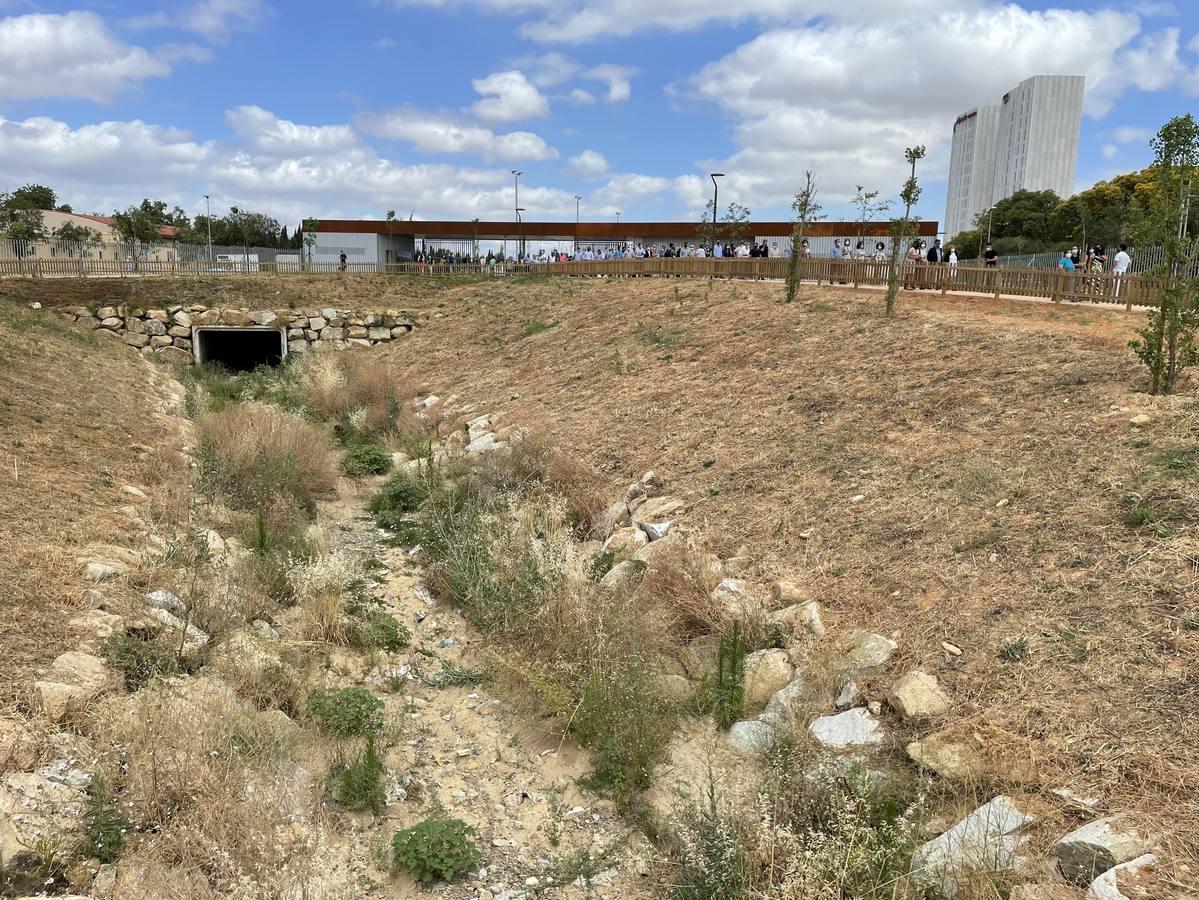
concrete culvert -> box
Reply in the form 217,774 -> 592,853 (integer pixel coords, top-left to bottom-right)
193,327 -> 286,371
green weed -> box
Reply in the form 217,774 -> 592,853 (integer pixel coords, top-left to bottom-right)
392,817 -> 482,883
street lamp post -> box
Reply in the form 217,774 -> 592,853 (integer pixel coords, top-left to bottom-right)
516,208 -> 525,263
574,195 -> 582,255
978,205 -> 996,257
709,173 -> 724,250
202,193 -> 213,264
511,169 -> 522,258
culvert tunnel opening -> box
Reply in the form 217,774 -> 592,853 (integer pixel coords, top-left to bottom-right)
193,327 -> 286,371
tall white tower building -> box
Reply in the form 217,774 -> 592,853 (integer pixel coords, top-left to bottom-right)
944,75 -> 1085,240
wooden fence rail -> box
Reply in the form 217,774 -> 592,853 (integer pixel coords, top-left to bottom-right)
0,256 -> 1174,310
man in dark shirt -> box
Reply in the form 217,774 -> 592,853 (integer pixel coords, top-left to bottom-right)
983,244 -> 999,267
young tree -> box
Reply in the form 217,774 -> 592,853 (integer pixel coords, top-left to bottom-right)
52,221 -> 103,247
722,202 -> 752,249
884,146 -> 926,317
786,171 -> 824,303
303,217 -> 319,267
1131,115 -> 1199,393
852,184 -> 890,249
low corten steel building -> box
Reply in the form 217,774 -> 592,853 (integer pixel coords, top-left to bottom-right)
303,219 -> 941,262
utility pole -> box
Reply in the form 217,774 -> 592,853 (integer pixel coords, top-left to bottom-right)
516,208 -> 525,262
203,193 -> 213,264
574,194 -> 582,255
710,173 -> 724,249
511,169 -> 522,258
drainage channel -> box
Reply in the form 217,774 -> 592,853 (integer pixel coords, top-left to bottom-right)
192,326 -> 286,371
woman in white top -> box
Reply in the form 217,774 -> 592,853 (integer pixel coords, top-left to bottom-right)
947,246 -> 958,278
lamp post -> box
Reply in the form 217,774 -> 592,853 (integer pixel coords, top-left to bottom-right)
709,173 -> 724,250
978,205 -> 996,257
202,193 -> 213,264
511,169 -> 521,257
574,194 -> 582,255
516,208 -> 525,262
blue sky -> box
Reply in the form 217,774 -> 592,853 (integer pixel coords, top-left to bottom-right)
0,0 -> 1196,231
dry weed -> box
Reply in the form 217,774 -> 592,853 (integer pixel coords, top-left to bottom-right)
290,548 -> 362,645
635,541 -> 725,639
295,352 -> 415,438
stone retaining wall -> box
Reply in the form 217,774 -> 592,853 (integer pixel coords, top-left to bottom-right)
54,303 -> 416,365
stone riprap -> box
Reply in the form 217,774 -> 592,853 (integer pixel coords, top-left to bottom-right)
55,303 -> 416,365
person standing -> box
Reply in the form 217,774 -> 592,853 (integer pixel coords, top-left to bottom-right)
947,245 -> 958,278
1113,243 -> 1132,298
339,251 -> 347,272
1087,245 -> 1107,298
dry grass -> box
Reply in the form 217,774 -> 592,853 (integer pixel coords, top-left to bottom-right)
635,541 -> 725,639
363,276 -> 1198,865
90,676 -> 319,895
0,303 -> 192,704
197,401 -> 336,513
290,546 -> 361,646
295,352 -> 417,440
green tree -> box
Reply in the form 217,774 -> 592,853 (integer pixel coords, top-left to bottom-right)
0,184 -> 58,243
852,184 -> 890,249
1132,115 -> 1199,394
786,170 -> 824,303
52,221 -> 103,247
7,183 -> 57,211
885,146 -> 926,317
303,217 -> 319,266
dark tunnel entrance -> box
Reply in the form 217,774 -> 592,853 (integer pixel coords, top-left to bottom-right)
193,327 -> 287,371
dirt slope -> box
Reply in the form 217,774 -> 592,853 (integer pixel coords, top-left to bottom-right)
371,277 -> 1198,860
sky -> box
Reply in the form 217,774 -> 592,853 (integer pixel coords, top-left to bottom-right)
0,0 -> 1197,231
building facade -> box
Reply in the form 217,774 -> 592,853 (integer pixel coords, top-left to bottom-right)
944,75 -> 1085,240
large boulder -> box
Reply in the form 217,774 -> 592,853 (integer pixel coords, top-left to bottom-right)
590,501 -> 629,541
759,673 -> 813,726
602,526 -> 649,561
144,608 -> 209,653
906,732 -> 987,782
742,649 -> 793,709
599,559 -> 648,595
1055,818 -> 1153,886
1084,854 -> 1157,900
631,496 -> 685,525
910,795 -> 1035,897
888,671 -> 951,720
727,719 -> 775,754
808,708 -> 885,749
767,601 -> 825,638
711,578 -> 759,620
0,719 -> 40,772
33,652 -> 114,722
82,558 -> 128,582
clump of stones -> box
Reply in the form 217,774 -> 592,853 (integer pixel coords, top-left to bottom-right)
54,304 -> 416,365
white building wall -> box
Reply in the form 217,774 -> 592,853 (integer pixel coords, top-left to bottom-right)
310,231 -> 379,264
945,75 -> 1084,238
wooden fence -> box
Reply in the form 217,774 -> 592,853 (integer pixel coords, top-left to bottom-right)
0,255 -> 1173,310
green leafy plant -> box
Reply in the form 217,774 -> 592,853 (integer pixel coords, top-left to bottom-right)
999,637 -> 1030,662
674,779 -> 747,900
305,686 -> 384,737
342,443 -> 393,477
80,774 -> 131,864
103,633 -> 179,691
1129,283 -> 1199,395
351,608 -> 411,652
392,817 -> 482,883
331,736 -> 387,813
369,470 -> 429,531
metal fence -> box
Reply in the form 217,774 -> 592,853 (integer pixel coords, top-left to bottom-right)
0,238 -> 295,264
991,245 -> 1199,277
0,253 -> 1178,310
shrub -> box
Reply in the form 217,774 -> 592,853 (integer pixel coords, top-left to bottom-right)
331,737 -> 386,813
342,443 -> 392,477
392,817 -> 481,884
673,781 -> 746,900
198,403 -> 336,513
297,354 -> 415,440
80,774 -> 132,864
710,621 -> 746,730
290,550 -> 361,644
351,608 -> 411,652
369,469 -> 429,531
305,686 -> 384,737
103,633 -> 179,691
635,544 -> 724,638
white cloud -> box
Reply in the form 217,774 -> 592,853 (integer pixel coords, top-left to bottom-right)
471,70 -> 550,123
181,0 -> 272,41
584,63 -> 636,102
225,105 -> 358,156
375,37 -> 398,49
585,172 -> 671,214
1101,143 -> 1119,160
356,108 -> 558,161
0,111 -> 578,224
679,6 -> 1189,217
1113,126 -> 1153,145
0,11 -> 171,102
566,87 -> 595,105
566,149 -> 609,177
507,51 -> 580,87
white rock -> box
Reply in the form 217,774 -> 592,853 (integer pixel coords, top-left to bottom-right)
728,719 -> 775,753
1085,853 -> 1157,900
712,578 -> 758,619
599,559 -> 648,594
835,681 -> 861,709
1055,818 -> 1153,886
120,484 -> 148,502
888,671 -> 951,720
145,607 -> 209,651
808,708 -> 885,749
602,526 -> 649,560
466,433 -> 499,454
631,495 -> 685,525
767,601 -> 825,638
839,630 -> 898,673
0,773 -> 86,877
639,520 -> 673,541
761,672 -> 812,724
145,589 -> 187,617
83,558 -> 128,582
743,649 -> 793,708
205,529 -> 226,558
1128,414 -> 1152,427
591,500 -> 629,540
910,796 -> 1035,896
